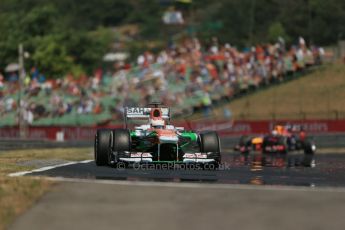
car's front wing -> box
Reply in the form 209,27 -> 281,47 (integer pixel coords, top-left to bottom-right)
117,151 -> 217,163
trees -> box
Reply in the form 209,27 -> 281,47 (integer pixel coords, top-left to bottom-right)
0,0 -> 344,76
31,35 -> 74,77
268,22 -> 290,43
0,1 -> 115,76
193,0 -> 345,46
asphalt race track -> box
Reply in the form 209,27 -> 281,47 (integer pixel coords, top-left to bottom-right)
10,151 -> 345,230
26,152 -> 345,188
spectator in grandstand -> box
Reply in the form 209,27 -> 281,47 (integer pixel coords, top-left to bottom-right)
93,102 -> 103,114
0,73 -> 4,99
201,88 -> 212,117
23,108 -> 34,124
5,97 -> 16,112
0,36 -> 324,124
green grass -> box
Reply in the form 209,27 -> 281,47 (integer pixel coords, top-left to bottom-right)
211,63 -> 345,120
0,148 -> 92,230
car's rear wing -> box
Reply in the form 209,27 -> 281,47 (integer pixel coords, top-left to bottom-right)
125,107 -> 170,119
124,107 -> 171,128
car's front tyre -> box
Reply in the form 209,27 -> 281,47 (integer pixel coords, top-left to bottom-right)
110,129 -> 131,167
199,131 -> 221,167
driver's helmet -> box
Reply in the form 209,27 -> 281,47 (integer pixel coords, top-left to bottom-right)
150,108 -> 165,129
150,118 -> 165,129
274,125 -> 284,135
271,130 -> 279,136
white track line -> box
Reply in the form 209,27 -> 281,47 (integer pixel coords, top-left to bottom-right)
8,160 -> 93,177
8,159 -> 345,193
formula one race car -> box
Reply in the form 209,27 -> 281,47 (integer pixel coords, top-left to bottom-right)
94,103 -> 221,168
234,124 -> 316,155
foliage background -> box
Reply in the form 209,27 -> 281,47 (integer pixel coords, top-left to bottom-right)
0,0 -> 344,76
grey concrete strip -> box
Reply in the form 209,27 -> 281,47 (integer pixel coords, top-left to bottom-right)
29,176 -> 345,193
10,181 -> 345,230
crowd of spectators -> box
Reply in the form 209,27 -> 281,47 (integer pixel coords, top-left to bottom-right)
0,36 -> 324,125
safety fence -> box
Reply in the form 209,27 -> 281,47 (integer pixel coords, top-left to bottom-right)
1,119 -> 345,141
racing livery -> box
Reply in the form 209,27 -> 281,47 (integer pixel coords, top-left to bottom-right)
94,103 -> 221,168
235,124 -> 316,155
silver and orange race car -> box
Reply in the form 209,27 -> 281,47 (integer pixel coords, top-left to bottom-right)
235,124 -> 316,155
94,103 -> 221,168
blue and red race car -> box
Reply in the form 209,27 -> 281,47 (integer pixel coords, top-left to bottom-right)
235,124 -> 316,155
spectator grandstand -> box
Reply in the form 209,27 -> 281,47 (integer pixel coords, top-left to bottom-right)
0,37 -> 323,126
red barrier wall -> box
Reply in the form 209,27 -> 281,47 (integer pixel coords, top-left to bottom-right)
1,120 -> 345,141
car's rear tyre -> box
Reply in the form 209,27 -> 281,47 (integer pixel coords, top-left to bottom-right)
199,131 -> 221,164
94,129 -> 112,166
304,140 -> 316,155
